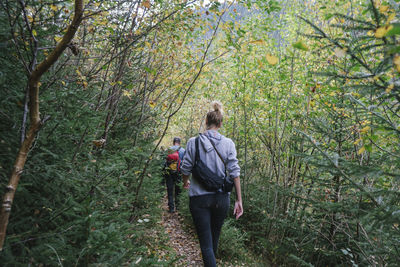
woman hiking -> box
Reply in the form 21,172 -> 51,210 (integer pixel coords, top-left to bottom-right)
181,101 -> 243,267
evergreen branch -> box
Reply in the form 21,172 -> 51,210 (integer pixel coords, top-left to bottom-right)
47,170 -> 118,223
45,244 -> 63,267
367,136 -> 400,159
298,16 -> 328,39
354,43 -> 385,52
297,130 -> 378,207
333,13 -> 376,27
300,15 -> 400,103
346,94 -> 400,136
312,71 -> 375,80
299,33 -> 325,40
330,24 -> 375,31
369,0 -> 381,28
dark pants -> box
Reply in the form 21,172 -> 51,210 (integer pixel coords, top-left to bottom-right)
165,174 -> 181,211
189,193 -> 230,267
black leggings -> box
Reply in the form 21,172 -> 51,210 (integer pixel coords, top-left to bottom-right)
165,174 -> 181,210
189,193 -> 230,267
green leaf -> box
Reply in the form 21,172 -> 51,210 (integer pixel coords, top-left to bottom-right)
292,40 -> 309,51
143,66 -> 156,76
365,144 -> 372,153
325,13 -> 334,20
370,134 -> 378,142
385,23 -> 400,37
389,45 -> 400,54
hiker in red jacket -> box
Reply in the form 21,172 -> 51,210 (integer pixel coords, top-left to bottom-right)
163,137 -> 185,213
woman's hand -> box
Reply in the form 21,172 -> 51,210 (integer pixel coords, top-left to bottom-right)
233,200 -> 243,220
232,177 -> 243,219
182,174 -> 190,189
183,180 -> 190,189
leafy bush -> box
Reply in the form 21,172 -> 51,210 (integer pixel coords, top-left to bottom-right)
218,217 -> 249,261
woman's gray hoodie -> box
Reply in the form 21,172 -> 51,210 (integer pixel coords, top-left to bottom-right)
180,130 -> 240,197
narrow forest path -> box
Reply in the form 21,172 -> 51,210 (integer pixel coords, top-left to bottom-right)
160,195 -> 248,267
161,195 -> 203,266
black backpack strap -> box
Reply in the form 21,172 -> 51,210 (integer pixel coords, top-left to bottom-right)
195,136 -> 200,164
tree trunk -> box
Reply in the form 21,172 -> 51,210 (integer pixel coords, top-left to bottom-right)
0,0 -> 84,250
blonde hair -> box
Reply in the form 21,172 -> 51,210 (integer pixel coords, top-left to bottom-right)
206,101 -> 223,128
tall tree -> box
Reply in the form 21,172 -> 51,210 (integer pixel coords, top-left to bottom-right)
0,0 -> 84,250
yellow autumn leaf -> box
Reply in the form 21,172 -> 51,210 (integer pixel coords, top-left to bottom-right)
61,81 -> 66,86
82,81 -> 88,88
394,55 -> 400,73
387,13 -> 396,23
379,5 -> 389,13
353,138 -> 362,145
249,40 -> 264,45
375,25 -> 393,38
50,4 -> 58,11
266,54 -> 278,65
357,146 -> 366,155
360,126 -> 371,134
122,90 -> 131,98
257,58 -> 264,68
54,36 -> 63,43
149,101 -> 156,108
32,29 -> 37,36
386,84 -> 394,93
27,15 -> 33,23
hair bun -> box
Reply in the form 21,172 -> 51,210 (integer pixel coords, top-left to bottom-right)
211,101 -> 223,113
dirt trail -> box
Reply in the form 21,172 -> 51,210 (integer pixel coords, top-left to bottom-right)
161,195 -> 248,266
161,196 -> 203,266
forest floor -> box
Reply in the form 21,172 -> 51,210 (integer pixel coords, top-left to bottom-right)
160,195 -> 247,267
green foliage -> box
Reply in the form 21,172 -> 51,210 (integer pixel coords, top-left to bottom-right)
1,0 -> 399,266
0,0 -> 197,265
170,1 -> 400,266
218,218 -> 249,261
